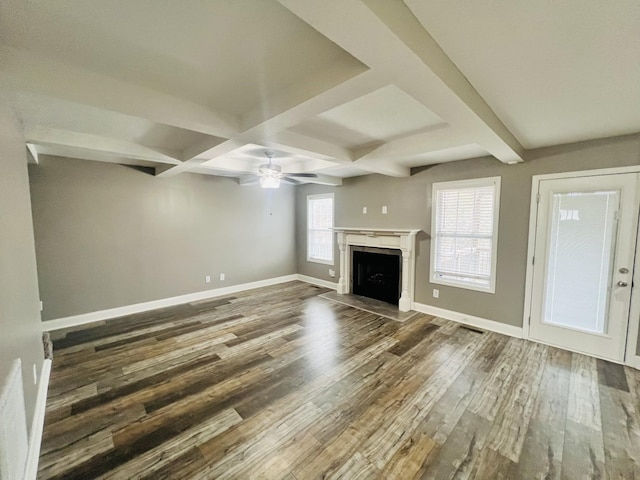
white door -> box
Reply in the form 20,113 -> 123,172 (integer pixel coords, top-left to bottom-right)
529,173 -> 640,362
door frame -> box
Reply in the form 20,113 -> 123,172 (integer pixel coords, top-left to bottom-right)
522,165 -> 640,367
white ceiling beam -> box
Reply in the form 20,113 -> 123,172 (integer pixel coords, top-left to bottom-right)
372,0 -> 522,163
299,174 -> 343,186
183,167 -> 250,178
236,173 -> 342,187
277,0 -> 524,164
232,70 -> 383,164
354,126 -> 469,162
193,159 -> 259,175
35,145 -> 178,169
241,69 -> 383,135
25,126 -> 181,164
263,131 -> 353,163
0,46 -> 239,139
356,161 -> 410,178
159,71 -> 382,176
155,138 -> 247,177
26,143 -> 39,164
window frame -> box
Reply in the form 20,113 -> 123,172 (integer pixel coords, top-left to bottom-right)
307,193 -> 335,265
430,176 -> 501,294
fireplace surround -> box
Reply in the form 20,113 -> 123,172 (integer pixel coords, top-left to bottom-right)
333,228 -> 420,312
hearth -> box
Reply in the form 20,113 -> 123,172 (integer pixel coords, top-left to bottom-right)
352,247 -> 401,305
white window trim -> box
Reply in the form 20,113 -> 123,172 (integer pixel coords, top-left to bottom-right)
307,193 -> 334,265
430,176 -> 501,294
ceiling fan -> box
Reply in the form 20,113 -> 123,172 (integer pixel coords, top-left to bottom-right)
255,152 -> 317,188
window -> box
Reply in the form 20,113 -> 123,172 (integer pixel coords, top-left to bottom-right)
430,177 -> 501,293
307,193 -> 334,264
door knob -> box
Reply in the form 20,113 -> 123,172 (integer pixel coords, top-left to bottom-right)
618,281 -> 629,287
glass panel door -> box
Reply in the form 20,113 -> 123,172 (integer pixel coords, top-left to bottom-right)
529,173 -> 639,362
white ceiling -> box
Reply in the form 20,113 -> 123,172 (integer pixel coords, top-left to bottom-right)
407,0 -> 640,149
1,0 -> 638,185
290,85 -> 446,149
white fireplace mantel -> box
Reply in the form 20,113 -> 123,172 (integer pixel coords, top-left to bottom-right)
333,227 -> 420,312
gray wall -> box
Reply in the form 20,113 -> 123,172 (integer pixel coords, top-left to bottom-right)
297,135 -> 640,340
26,134 -> 640,356
0,107 -> 44,427
30,156 -> 297,320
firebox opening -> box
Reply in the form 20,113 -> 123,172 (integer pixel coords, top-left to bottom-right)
352,247 -> 401,306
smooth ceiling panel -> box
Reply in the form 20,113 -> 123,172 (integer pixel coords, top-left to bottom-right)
0,0 -> 365,116
406,0 -> 640,148
290,85 -> 446,148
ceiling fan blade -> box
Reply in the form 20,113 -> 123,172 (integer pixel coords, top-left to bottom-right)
282,177 -> 302,185
285,173 -> 318,178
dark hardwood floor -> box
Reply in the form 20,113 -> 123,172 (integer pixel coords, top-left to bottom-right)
40,281 -> 640,479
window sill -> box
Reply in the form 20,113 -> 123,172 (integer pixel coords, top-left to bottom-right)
431,277 -> 495,294
307,257 -> 334,266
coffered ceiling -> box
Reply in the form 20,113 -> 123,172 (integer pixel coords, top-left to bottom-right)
1,0 -> 638,185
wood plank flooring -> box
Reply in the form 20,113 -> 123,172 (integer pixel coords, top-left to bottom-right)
39,281 -> 640,479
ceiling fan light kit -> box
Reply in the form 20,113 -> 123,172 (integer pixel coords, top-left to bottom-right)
259,175 -> 281,189
258,152 -> 283,189
254,151 -> 317,189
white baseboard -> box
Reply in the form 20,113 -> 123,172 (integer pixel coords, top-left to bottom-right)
44,274 -> 299,331
24,358 -> 51,480
296,274 -> 338,290
412,302 -> 523,339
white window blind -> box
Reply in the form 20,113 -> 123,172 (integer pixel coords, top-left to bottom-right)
307,194 -> 334,264
431,177 -> 500,292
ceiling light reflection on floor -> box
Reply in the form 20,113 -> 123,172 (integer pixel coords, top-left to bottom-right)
302,298 -> 340,372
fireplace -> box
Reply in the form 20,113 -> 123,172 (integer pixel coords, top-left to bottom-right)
352,247 -> 401,305
333,228 -> 419,312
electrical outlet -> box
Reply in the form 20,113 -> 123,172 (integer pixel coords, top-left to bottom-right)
382,206 -> 388,214
362,207 -> 367,214
205,275 -> 211,283
329,269 -> 335,278
220,273 -> 225,281
39,301 -> 43,311
433,289 -> 439,298
33,364 -> 38,385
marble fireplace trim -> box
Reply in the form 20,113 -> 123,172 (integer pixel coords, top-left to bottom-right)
333,228 -> 420,312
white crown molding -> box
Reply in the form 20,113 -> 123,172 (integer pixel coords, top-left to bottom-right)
43,274 -> 298,331
412,301 -> 523,338
24,358 -> 51,480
